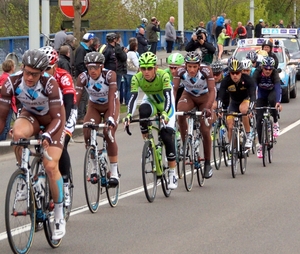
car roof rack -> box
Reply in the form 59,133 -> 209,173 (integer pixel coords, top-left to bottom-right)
261,28 -> 298,38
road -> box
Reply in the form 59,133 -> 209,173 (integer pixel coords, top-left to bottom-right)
0,84 -> 299,253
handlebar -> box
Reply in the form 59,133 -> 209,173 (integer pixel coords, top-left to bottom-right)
83,122 -> 114,143
124,116 -> 161,136
175,111 -> 210,127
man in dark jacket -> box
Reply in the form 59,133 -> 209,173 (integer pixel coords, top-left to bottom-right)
63,34 -> 76,77
185,27 -> 216,64
255,19 -> 264,38
146,17 -> 160,54
58,45 -> 71,74
137,27 -> 148,55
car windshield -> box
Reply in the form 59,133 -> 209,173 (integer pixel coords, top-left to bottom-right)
235,47 -> 284,63
279,39 -> 299,53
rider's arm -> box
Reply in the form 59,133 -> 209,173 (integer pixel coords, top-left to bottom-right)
217,76 -> 228,108
273,71 -> 282,103
0,77 -> 13,134
127,74 -> 139,115
75,72 -> 88,107
201,66 -> 216,109
106,70 -> 118,119
172,67 -> 184,99
245,75 -> 257,109
162,71 -> 172,114
59,72 -> 76,119
185,38 -> 199,52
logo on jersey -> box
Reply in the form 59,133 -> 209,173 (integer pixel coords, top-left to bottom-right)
228,85 -> 236,92
92,82 -> 102,92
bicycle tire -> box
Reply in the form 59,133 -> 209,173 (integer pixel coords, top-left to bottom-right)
250,117 -> 257,154
161,144 -> 171,198
105,159 -> 120,207
268,119 -> 274,164
231,128 -> 239,178
5,52 -> 19,67
196,135 -> 205,187
84,146 -> 101,213
223,134 -> 230,167
240,130 -> 247,175
182,136 -> 194,191
262,120 -> 267,167
5,169 -> 35,254
43,173 -> 62,248
64,166 -> 73,221
213,122 -> 222,170
141,140 -> 157,202
176,138 -> 183,179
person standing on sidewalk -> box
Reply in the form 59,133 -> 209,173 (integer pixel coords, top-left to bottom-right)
146,17 -> 161,54
165,16 -> 177,53
54,24 -> 67,52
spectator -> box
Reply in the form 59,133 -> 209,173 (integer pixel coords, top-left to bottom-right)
255,19 -> 264,38
165,16 -> 177,53
146,17 -> 161,54
74,32 -> 95,123
54,24 -> 67,52
211,16 -> 218,47
279,19 -> 284,28
90,37 -> 100,52
206,15 -> 216,44
291,21 -> 297,28
233,22 -> 247,40
58,45 -> 72,74
197,21 -> 205,29
63,34 -> 76,77
136,27 -> 148,55
224,19 -> 233,54
0,59 -> 16,140
246,21 -> 254,38
215,13 -> 226,39
135,18 -> 148,34
217,28 -> 230,60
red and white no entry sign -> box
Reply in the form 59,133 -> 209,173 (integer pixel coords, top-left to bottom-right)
59,0 -> 89,19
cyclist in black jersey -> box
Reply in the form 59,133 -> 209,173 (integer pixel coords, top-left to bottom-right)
218,58 -> 256,150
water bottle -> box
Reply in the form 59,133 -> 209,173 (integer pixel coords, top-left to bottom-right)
156,145 -> 162,161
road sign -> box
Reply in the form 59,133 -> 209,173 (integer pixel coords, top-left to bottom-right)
59,0 -> 89,19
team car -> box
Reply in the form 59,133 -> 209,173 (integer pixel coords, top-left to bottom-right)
227,38 -> 297,103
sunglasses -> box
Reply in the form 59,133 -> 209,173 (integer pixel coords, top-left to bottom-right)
213,72 -> 222,76
140,67 -> 154,71
23,68 -> 42,78
230,71 -> 242,75
263,68 -> 273,71
169,66 -> 178,70
87,65 -> 102,71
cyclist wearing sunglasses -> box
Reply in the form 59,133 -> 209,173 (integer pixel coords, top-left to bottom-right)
217,58 -> 256,149
173,51 -> 215,179
76,52 -> 120,187
0,49 -> 67,240
252,56 -> 281,158
125,52 -> 178,190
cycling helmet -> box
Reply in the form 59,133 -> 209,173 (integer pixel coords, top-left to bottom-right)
106,33 -> 117,42
141,18 -> 148,24
22,49 -> 49,71
246,51 -> 258,62
167,53 -> 184,65
262,39 -> 273,50
241,59 -> 253,70
261,56 -> 275,69
184,51 -> 202,63
228,58 -> 243,72
210,61 -> 223,73
84,52 -> 105,64
139,52 -> 157,67
39,46 -> 58,66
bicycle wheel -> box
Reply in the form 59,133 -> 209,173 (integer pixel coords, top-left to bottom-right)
268,119 -> 274,164
222,132 -> 230,167
261,120 -> 268,167
176,138 -> 183,179
43,173 -> 62,248
196,136 -> 205,187
64,166 -> 73,222
250,117 -> 257,154
84,146 -> 100,213
141,140 -> 157,202
161,144 -> 171,198
240,130 -> 247,175
5,169 -> 35,254
231,129 -> 239,178
182,136 -> 194,191
105,159 -> 120,207
213,122 -> 222,170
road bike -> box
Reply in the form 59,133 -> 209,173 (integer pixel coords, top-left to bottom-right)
175,110 -> 209,192
2,137 -> 62,254
125,113 -> 172,203
83,122 -> 120,213
255,106 -> 278,167
41,33 -> 55,47
212,109 -> 230,170
227,112 -> 248,178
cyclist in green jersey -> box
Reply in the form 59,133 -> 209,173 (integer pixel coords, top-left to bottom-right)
125,52 -> 178,189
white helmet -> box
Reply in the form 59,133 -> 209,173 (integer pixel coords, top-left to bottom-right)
141,18 -> 148,24
241,58 -> 253,70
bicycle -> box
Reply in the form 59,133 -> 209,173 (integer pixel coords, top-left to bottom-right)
125,113 -> 172,203
2,137 -> 62,254
83,122 -> 120,213
226,112 -> 248,178
175,110 -> 209,192
212,109 -> 230,170
41,33 -> 55,47
255,106 -> 278,167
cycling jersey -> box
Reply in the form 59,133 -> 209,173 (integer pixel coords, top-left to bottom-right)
54,67 -> 76,104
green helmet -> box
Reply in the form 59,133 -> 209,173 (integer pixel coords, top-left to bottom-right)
167,53 -> 184,65
139,52 -> 157,67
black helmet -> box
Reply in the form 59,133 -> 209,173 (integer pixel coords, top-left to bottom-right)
84,52 -> 105,64
211,61 -> 223,73
22,49 -> 49,71
228,58 -> 243,72
196,27 -> 208,38
106,33 -> 117,42
262,39 -> 273,50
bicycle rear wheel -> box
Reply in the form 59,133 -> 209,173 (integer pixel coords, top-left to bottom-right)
5,169 -> 35,254
262,120 -> 268,167
43,174 -> 62,248
182,136 -> 194,191
213,122 -> 222,170
268,119 -> 274,164
105,161 -> 120,207
239,130 -> 247,175
141,140 -> 157,202
161,144 -> 171,198
84,146 -> 100,213
196,136 -> 205,187
231,129 -> 239,178
176,138 -> 183,179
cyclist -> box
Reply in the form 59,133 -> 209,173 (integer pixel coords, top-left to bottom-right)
0,49 -> 66,240
252,56 -> 281,158
173,51 -> 215,179
217,58 -> 256,150
124,52 -> 178,189
246,51 -> 259,75
241,58 -> 254,76
75,52 -> 120,187
39,46 -> 77,206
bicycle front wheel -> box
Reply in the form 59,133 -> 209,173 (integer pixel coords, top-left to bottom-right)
65,166 -> 73,221
182,136 -> 194,191
268,119 -> 274,164
84,146 -> 100,213
161,144 -> 171,198
213,123 -> 222,170
231,129 -> 239,178
196,136 -> 205,187
5,169 -> 35,254
240,131 -> 247,175
262,120 -> 268,167
142,140 -> 157,203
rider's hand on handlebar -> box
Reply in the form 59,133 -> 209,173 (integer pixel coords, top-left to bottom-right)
203,108 -> 212,118
106,116 -> 116,128
160,111 -> 169,124
123,113 -> 132,125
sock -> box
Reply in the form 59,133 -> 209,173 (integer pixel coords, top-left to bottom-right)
110,163 -> 118,177
54,202 -> 64,221
63,182 -> 69,195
